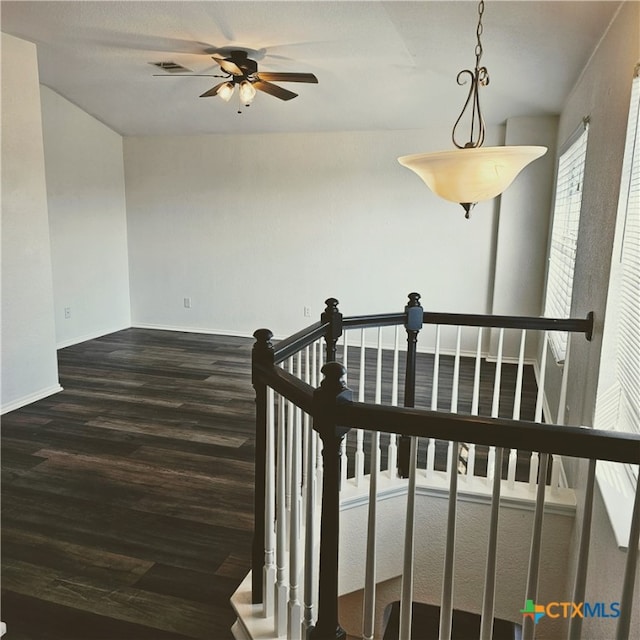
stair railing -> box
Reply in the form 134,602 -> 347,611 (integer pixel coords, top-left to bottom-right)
248,295 -> 639,640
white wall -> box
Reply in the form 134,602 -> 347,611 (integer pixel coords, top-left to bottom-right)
550,2 -> 640,637
1,33 -> 61,413
123,127 -> 509,342
40,86 -> 131,348
493,115 -> 558,318
338,491 -> 574,639
490,115 -> 558,360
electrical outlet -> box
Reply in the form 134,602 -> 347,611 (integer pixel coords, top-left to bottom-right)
184,297 -> 192,309
303,306 -> 311,318
64,307 -> 71,319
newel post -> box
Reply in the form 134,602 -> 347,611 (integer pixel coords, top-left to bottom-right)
251,328 -> 275,604
309,362 -> 352,640
398,292 -> 423,478
321,298 -> 343,363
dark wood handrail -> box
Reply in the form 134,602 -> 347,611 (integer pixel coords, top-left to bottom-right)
342,313 -> 406,330
273,320 -> 329,364
271,309 -> 593,368
336,402 -> 640,466
253,361 -> 315,414
253,362 -> 640,465
343,311 -> 593,338
251,295 -> 604,619
421,310 -> 594,339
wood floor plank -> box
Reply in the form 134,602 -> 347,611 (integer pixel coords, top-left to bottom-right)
2,329 -> 256,639
2,559 -> 227,639
1,327 -> 540,640
0,592 -> 200,640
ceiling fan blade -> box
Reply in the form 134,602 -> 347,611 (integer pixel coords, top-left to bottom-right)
153,74 -> 226,77
212,53 -> 244,76
199,82 -> 229,98
253,80 -> 298,101
257,72 -> 318,84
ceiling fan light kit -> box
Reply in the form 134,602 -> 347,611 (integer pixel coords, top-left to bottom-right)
238,80 -> 257,105
398,0 -> 547,217
154,49 -> 318,114
217,82 -> 235,102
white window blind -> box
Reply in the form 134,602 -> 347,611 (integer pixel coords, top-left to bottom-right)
595,67 -> 640,438
544,121 -> 590,362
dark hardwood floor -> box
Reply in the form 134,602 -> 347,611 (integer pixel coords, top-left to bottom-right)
1,329 -> 256,640
1,328 -> 539,640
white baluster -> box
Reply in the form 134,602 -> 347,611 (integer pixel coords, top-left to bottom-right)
263,387 -> 277,618
441,326 -> 460,639
343,330 -> 348,380
302,347 -> 310,516
431,325 -> 441,411
355,328 -> 366,486
315,433 -> 323,508
449,326 -> 461,477
399,436 -> 418,640
491,327 -> 504,418
340,332 -> 349,485
528,453 -> 539,491
508,330 -> 526,489
529,331 -> 548,491
522,452 -> 549,640
275,395 -> 288,636
311,341 -> 318,388
340,440 -> 348,487
512,329 -> 526,420
425,326 -> 441,479
535,331 -> 548,423
317,338 -> 324,377
551,336 -> 571,492
315,342 -> 323,505
425,438 -> 435,479
451,326 -> 461,414
297,352 -> 303,505
487,328 -> 504,482
616,478 -> 640,640
302,407 -> 316,638
388,326 -> 400,479
288,403 -> 302,640
363,430 -> 381,640
568,458 -> 596,640
286,358 -> 294,543
468,327 -> 483,480
480,447 -> 504,640
374,328 -> 383,475
440,437 -> 459,640
472,327 -> 483,416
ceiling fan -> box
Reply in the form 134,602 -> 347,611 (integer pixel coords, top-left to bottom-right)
154,49 -> 318,108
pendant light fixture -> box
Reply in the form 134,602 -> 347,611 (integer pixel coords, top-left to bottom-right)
398,1 -> 547,218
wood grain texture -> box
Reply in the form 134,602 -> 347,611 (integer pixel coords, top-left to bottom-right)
1,328 -> 540,639
2,329 -> 256,640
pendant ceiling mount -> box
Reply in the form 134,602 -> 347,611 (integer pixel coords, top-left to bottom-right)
398,0 -> 547,217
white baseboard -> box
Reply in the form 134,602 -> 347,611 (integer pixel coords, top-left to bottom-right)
57,324 -> 131,350
1,383 -> 64,415
131,322 -> 287,341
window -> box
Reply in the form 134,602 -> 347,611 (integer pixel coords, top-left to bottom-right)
594,65 -> 639,549
544,120 -> 590,362
596,67 -> 640,438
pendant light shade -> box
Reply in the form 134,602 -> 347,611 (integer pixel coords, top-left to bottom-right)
398,0 -> 547,217
398,145 -> 547,205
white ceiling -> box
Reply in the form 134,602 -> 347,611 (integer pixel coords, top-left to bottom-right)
0,1 -> 622,137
